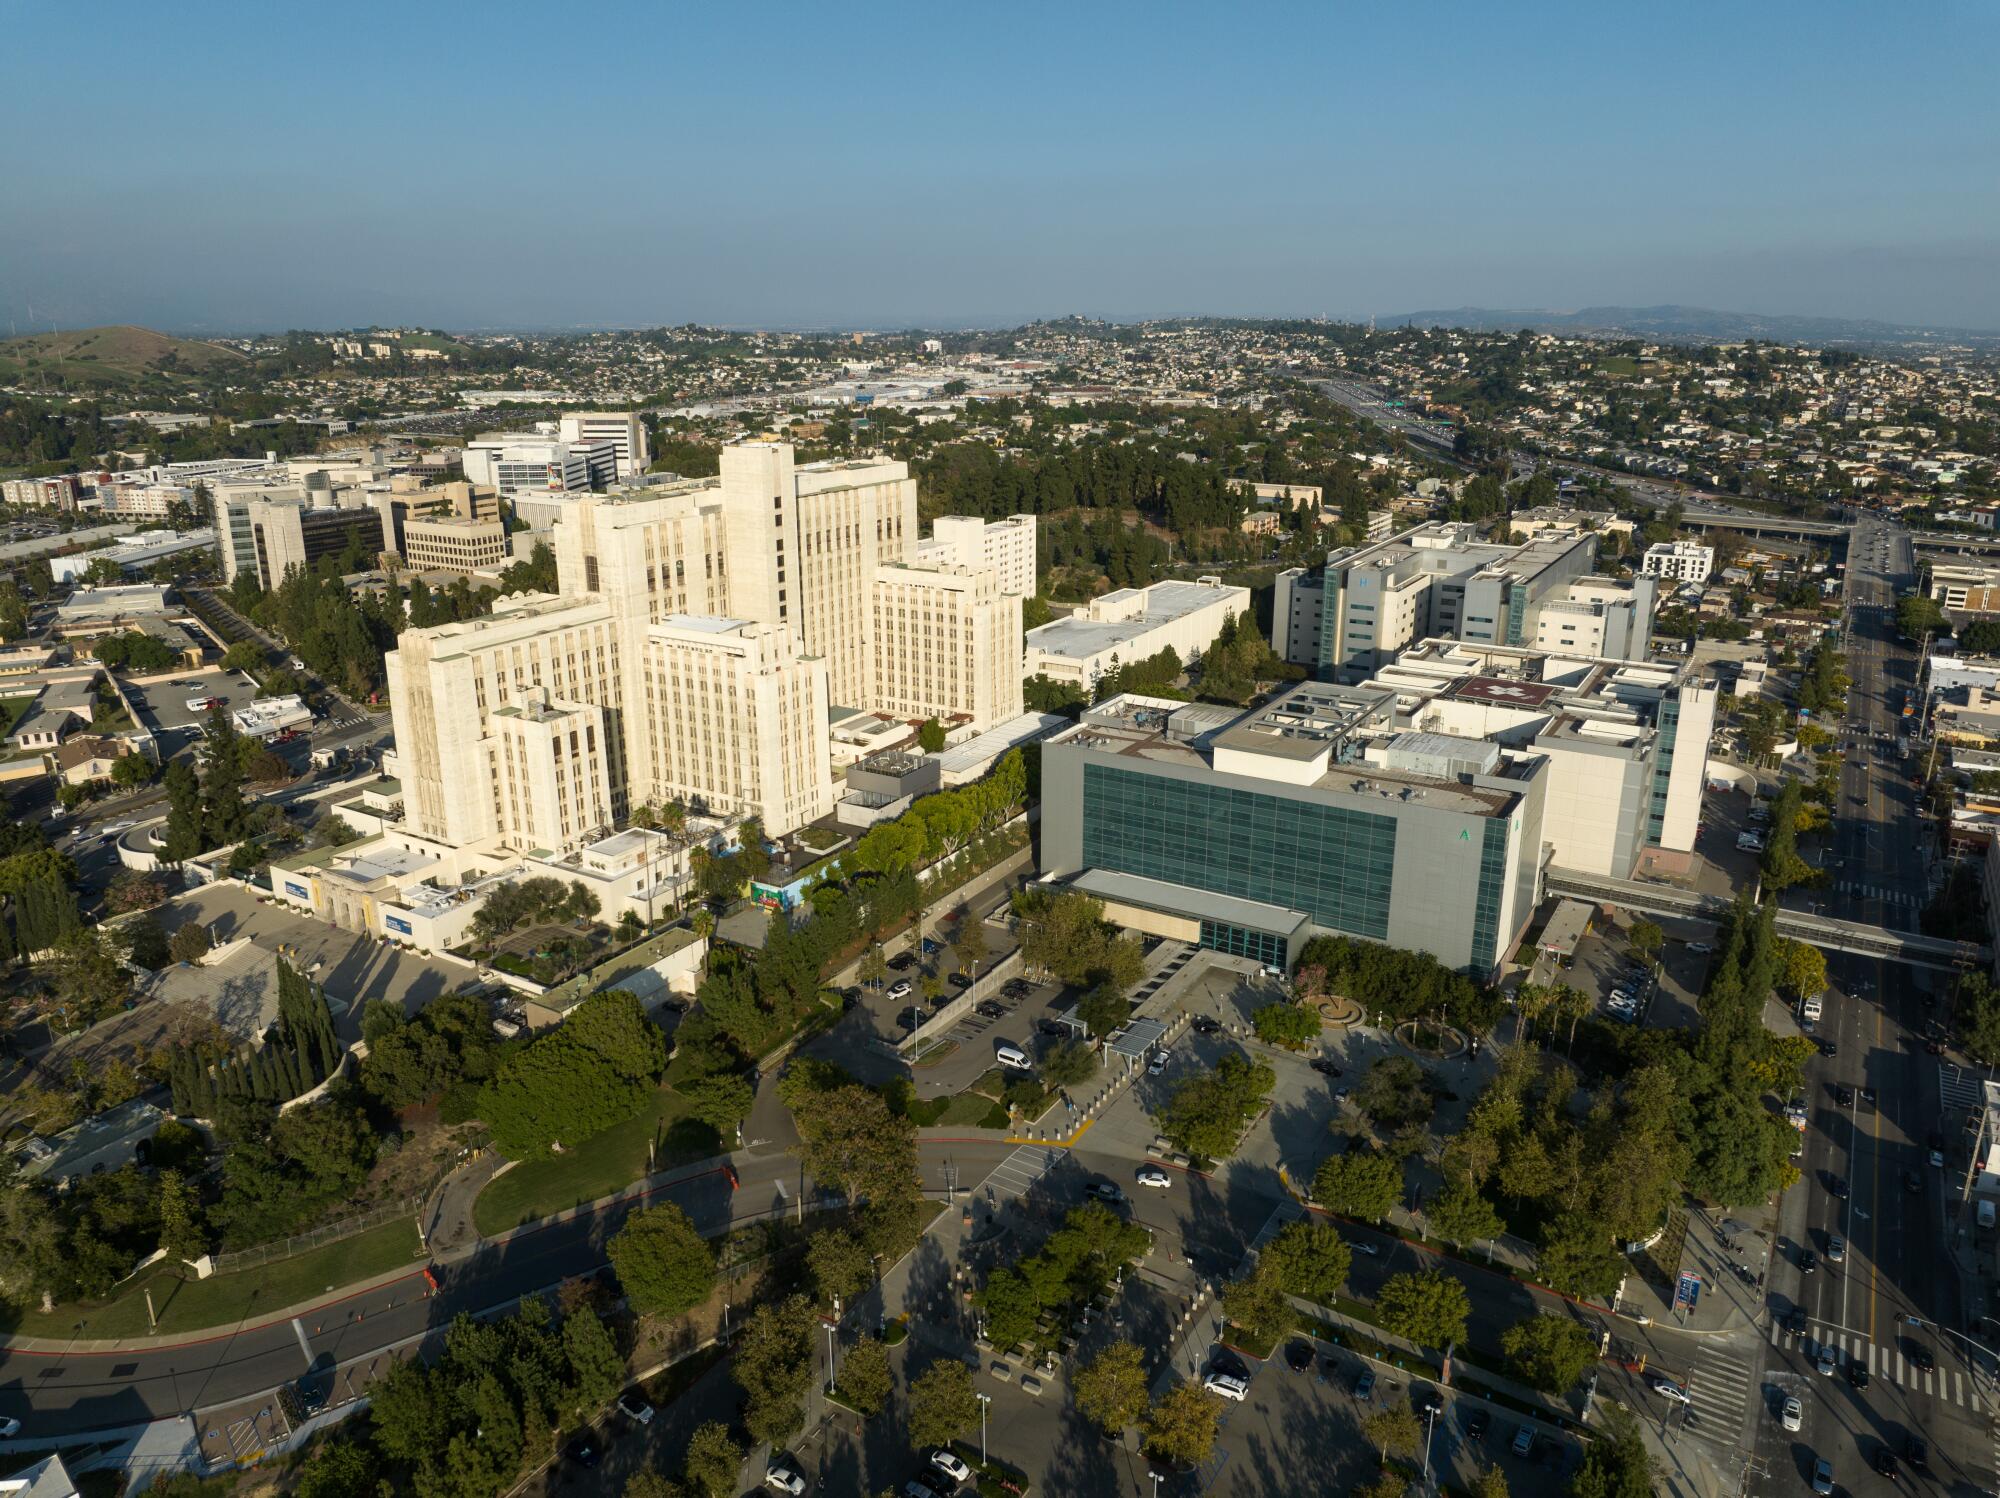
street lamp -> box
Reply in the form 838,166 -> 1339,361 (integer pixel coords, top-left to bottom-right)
1422,1405 -> 1439,1489
976,1390 -> 992,1466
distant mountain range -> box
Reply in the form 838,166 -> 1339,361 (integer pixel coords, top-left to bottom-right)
0,324 -> 246,389
1377,304 -> 2000,348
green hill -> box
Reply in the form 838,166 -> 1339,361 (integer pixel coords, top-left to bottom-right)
0,325 -> 249,390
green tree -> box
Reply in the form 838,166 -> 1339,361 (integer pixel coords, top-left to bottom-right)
1263,1218 -> 1352,1304
1221,1257 -> 1294,1345
1777,939 -> 1828,1003
1250,1001 -> 1320,1050
1569,1407 -> 1656,1498
906,1357 -> 979,1449
1040,1037 -> 1099,1088
792,1083 -> 919,1210
807,1227 -> 874,1308
623,1474 -> 688,1498
681,1422 -> 743,1498
221,640 -> 267,674
1158,1050 -> 1275,1162
169,922 -> 212,964
1627,920 -> 1664,964
820,1333 -> 882,1419
1896,593 -> 1947,640
1363,1403 -> 1423,1461
1142,1381 -> 1220,1467
160,760 -> 206,861
1960,971 -> 2000,1065
1376,1270 -> 1469,1350
562,1307 -> 626,1420
1072,1341 -> 1150,1435
733,1295 -> 816,1447
200,703 -> 249,844
110,752 -> 153,788
1312,1145 -> 1403,1221
609,1203 -> 716,1319
1473,1465 -> 1510,1498
477,990 -> 668,1159
917,717 -> 947,753
1426,1178 -> 1504,1246
156,1168 -> 205,1263
1501,1312 -> 1599,1395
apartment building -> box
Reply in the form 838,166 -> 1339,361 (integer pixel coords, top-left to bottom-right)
640,615 -> 833,835
914,514 -> 1038,598
558,412 -> 651,479
2,475 -> 83,509
1641,540 -> 1715,586
96,482 -> 190,522
871,563 -> 1025,727
402,515 -> 509,574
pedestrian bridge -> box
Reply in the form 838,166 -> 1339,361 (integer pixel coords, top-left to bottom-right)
1543,868 -> 1989,972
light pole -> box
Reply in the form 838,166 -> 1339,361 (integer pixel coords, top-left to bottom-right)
1422,1406 -> 1438,1489
826,1296 -> 840,1391
976,1390 -> 992,1466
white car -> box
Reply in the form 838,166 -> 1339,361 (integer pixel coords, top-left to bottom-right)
1148,1048 -> 1169,1075
1136,1165 -> 1173,1189
765,1462 -> 806,1495
0,1417 -> 17,1438
1203,1371 -> 1249,1401
1781,1394 -> 1803,1431
1687,942 -> 1713,955
616,1393 -> 653,1425
1649,1376 -> 1691,1404
929,1450 -> 972,1484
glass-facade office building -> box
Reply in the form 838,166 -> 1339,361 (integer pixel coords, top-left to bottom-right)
1044,729 -> 1546,978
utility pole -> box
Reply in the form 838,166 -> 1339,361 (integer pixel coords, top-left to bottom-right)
976,1391 -> 992,1466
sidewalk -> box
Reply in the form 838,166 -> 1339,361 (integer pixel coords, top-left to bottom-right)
1618,1204 -> 1766,1337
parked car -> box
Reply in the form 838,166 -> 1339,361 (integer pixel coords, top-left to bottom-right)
1511,1425 -> 1535,1458
0,1417 -> 21,1439
1810,1457 -> 1833,1495
1147,1049 -> 1169,1075
1190,1015 -> 1222,1035
1285,1341 -> 1313,1373
1085,1181 -> 1127,1205
888,979 -> 913,1000
929,1450 -> 972,1484
562,1436 -> 600,1468
1310,1056 -> 1344,1076
948,972 -> 973,989
1780,1395 -> 1802,1431
1353,1369 -> 1375,1399
1203,1371 -> 1249,1401
616,1392 -> 654,1425
975,1001 -> 1006,1020
1136,1165 -> 1173,1189
1465,1408 -> 1489,1443
765,1460 -> 806,1495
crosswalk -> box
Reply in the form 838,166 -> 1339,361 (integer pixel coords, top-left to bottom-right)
1939,1063 -> 1985,1114
1830,880 -> 1922,908
981,1143 -> 1063,1199
1771,1322 -> 1989,1411
1683,1342 -> 1755,1445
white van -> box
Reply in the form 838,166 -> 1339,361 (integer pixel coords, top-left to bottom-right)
996,1044 -> 1033,1071
1802,995 -> 1823,1024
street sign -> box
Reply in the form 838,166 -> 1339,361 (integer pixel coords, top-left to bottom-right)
1675,1272 -> 1702,1311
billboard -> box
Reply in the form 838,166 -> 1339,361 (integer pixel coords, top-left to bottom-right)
385,916 -> 413,936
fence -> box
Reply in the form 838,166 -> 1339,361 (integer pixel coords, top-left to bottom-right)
207,1190 -> 429,1276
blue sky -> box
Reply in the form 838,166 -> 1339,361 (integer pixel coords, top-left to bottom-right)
3,1 -> 1996,332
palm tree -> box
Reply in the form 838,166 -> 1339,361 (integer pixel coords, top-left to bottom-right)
690,909 -> 715,940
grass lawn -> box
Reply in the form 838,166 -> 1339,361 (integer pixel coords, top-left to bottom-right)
474,1083 -> 719,1237
1,1219 -> 422,1342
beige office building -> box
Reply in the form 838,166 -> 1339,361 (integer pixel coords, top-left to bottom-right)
403,515 -> 509,574
492,689 -> 614,853
640,615 -> 833,835
915,514 -> 1038,598
871,563 -> 1025,728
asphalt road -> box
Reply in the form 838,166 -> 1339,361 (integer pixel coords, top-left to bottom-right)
1748,514 -> 1991,1495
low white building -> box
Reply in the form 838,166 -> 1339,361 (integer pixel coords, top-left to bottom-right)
1641,540 -> 1715,586
1024,577 -> 1251,689
232,694 -> 313,738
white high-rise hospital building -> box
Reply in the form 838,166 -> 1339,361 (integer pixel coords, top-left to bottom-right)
387,442 -> 1028,853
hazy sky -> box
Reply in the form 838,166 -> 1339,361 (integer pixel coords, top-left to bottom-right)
3,0 -> 1996,333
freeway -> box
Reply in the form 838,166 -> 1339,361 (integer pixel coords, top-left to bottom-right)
1746,512 -> 1992,1495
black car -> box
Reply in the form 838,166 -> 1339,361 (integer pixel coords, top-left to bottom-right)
1848,1360 -> 1870,1390
1904,1169 -> 1922,1195
976,1001 -> 1006,1020
948,972 -> 974,989
898,1007 -> 928,1031
1786,1306 -> 1809,1335
889,952 -> 917,972
1190,1015 -> 1222,1035
1908,1342 -> 1934,1373
1819,1039 -> 1838,1057
1310,1057 -> 1343,1077
1799,1249 -> 1818,1274
1927,1129 -> 1945,1153
1829,1175 -> 1850,1199
1873,1445 -> 1899,1479
1466,1408 -> 1490,1443
1036,1018 -> 1070,1038
1285,1340 -> 1313,1373
1905,1436 -> 1927,1471
562,1436 -> 600,1468
1834,1085 -> 1855,1107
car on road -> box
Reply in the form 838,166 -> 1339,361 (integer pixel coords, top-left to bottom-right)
1510,1425 -> 1535,1458
1085,1180 -> 1127,1205
1847,1359 -> 1869,1389
1799,1249 -> 1818,1274
1354,1369 -> 1376,1399
1817,1039 -> 1837,1057
1203,1371 -> 1249,1401
1190,1015 -> 1222,1035
1785,1306 -> 1808,1335
1827,1235 -> 1844,1263
1828,1175 -> 1849,1199
1687,941 -> 1713,954
1285,1341 -> 1314,1372
0,1418 -> 19,1438
1649,1376 -> 1690,1403
1816,1343 -> 1837,1376
1310,1057 -> 1343,1076
1465,1408 -> 1489,1443
1872,1445 -> 1899,1480
616,1392 -> 654,1425
1810,1457 -> 1833,1496
1136,1165 -> 1173,1189
765,1460 -> 807,1494
1834,1085 -> 1855,1107
929,1450 -> 972,1484
1903,1169 -> 1922,1194
1907,1341 -> 1934,1372
562,1436 -> 600,1468
1780,1394 -> 1802,1430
